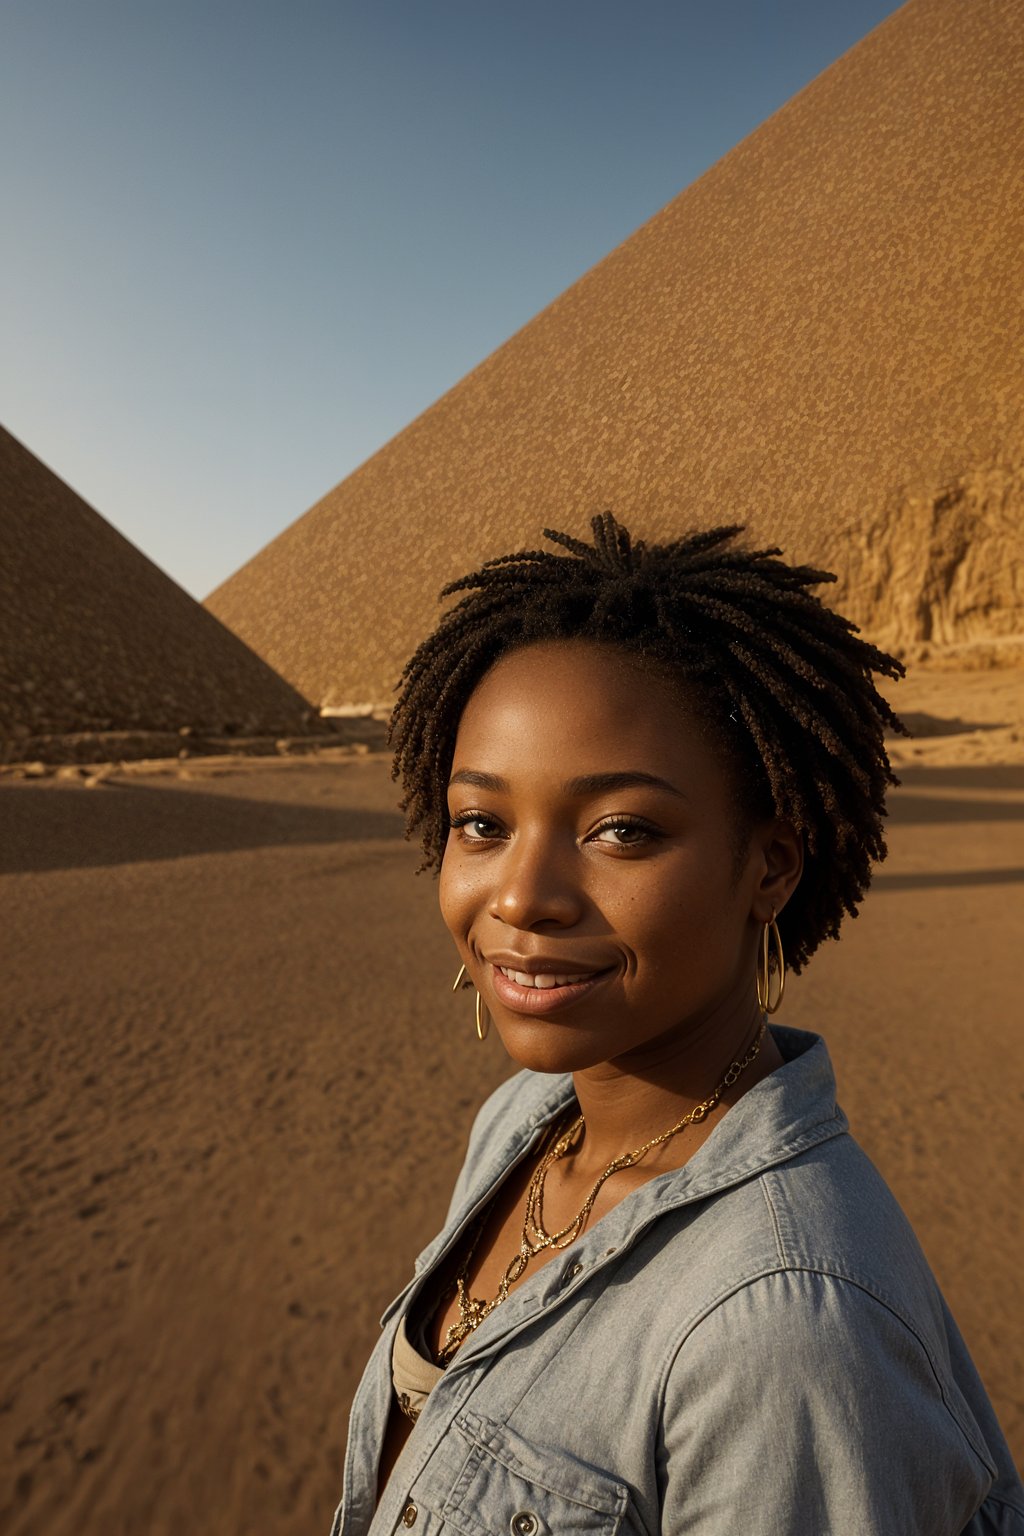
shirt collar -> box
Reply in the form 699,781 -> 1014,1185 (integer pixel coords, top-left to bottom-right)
472,1023 -> 847,1215
415,1025 -> 849,1370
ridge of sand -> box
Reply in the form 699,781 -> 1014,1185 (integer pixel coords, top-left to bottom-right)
0,425 -> 318,740
0,719 -> 389,771
206,0 -> 1024,708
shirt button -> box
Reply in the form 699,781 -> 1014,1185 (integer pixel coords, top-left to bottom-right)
401,1503 -> 418,1527
510,1513 -> 540,1536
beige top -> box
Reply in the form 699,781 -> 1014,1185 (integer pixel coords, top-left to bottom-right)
391,1313 -> 445,1423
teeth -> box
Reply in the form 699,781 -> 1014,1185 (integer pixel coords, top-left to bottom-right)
498,966 -> 592,989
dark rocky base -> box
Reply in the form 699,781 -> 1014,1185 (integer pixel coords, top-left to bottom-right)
0,717 -> 390,770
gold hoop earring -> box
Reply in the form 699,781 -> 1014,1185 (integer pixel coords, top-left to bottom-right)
475,991 -> 490,1042
451,963 -> 490,1041
756,909 -> 786,1015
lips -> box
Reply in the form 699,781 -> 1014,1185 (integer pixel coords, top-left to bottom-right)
488,960 -> 615,1016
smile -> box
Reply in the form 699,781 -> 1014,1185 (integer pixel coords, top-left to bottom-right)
490,963 -> 614,1015
497,966 -> 593,988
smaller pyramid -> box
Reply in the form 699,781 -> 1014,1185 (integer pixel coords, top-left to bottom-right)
0,425 -> 317,744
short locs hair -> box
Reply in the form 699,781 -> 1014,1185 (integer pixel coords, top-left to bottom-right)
388,513 -> 907,971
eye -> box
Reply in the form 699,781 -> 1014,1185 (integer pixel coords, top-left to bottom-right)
448,812 -> 504,843
589,817 -> 660,847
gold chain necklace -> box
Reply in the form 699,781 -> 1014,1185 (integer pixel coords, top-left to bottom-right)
435,1017 -> 767,1365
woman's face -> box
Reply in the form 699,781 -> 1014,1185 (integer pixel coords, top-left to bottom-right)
440,639 -> 801,1076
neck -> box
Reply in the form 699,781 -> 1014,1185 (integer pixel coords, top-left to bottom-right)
566,990 -> 782,1176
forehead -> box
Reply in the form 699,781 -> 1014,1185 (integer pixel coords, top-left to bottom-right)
451,640 -> 725,791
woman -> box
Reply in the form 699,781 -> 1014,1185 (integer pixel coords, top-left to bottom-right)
330,515 -> 1023,1535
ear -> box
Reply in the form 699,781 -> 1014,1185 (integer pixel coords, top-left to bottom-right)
750,818 -> 803,923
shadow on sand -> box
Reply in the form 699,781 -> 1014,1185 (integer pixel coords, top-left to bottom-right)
0,779 -> 408,875
893,765 -> 1024,794
872,866 -> 1024,891
888,792 -> 1024,826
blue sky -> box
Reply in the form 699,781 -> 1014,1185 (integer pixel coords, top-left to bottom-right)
0,0 -> 900,600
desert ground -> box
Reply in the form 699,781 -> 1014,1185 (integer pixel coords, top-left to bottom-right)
1,666 -> 1022,1535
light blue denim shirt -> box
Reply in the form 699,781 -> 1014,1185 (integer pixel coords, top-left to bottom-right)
331,1025 -> 1024,1535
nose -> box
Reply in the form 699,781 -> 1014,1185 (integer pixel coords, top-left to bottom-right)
488,830 -> 583,931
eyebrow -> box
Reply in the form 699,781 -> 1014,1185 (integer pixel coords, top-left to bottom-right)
447,769 -> 687,801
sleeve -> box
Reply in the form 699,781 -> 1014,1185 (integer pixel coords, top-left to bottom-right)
657,1268 -> 1009,1536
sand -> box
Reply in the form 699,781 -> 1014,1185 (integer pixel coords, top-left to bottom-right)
2,667 -> 1022,1534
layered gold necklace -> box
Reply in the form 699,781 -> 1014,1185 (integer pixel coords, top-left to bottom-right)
435,1017 -> 767,1365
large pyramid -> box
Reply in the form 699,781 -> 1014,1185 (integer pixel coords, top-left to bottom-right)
207,0 -> 1024,709
0,425 -> 317,742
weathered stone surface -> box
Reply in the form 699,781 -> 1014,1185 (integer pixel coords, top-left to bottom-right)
206,0 -> 1024,706
843,465 -> 1024,660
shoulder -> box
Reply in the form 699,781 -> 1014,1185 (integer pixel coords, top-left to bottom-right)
648,1127 -> 944,1340
665,1262 -> 979,1430
670,1133 -> 987,1395
650,1129 -> 1024,1531
667,1124 -> 952,1340
659,1266 -> 1014,1533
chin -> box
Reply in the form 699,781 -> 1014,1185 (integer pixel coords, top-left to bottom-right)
493,1016 -> 613,1076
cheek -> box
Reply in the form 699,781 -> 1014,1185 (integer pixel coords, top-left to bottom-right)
619,848 -> 743,963
438,843 -> 476,936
